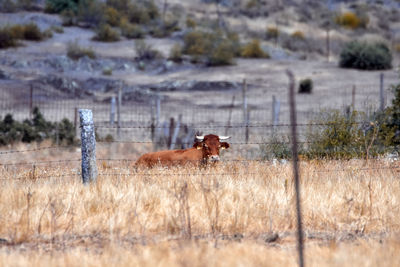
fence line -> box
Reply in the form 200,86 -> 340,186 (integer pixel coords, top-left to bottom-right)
94,121 -> 370,129
0,145 -> 78,155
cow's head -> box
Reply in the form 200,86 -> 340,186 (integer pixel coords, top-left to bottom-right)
193,134 -> 230,163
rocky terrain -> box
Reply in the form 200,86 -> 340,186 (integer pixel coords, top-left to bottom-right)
1,0 -> 400,134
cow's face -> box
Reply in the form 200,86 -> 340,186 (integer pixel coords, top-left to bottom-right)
193,134 -> 230,162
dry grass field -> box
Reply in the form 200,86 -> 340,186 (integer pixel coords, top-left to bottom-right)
0,151 -> 400,266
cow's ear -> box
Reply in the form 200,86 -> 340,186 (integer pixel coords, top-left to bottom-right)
193,142 -> 203,149
220,142 -> 230,150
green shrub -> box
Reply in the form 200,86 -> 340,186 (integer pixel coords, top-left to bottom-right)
93,24 -> 120,42
182,30 -> 239,65
183,30 -> 208,55
339,41 -> 392,70
241,39 -> 269,58
120,19 -> 144,39
303,110 -> 388,160
260,133 -> 292,160
382,82 -> 400,146
0,107 -> 76,146
134,39 -> 161,61
61,9 -> 78,26
207,39 -> 235,66
124,0 -> 159,25
105,6 -> 120,27
45,0 -> 78,14
67,41 -> 96,60
186,17 -> 196,29
76,0 -> 106,28
151,16 -> 180,38
298,78 -> 313,94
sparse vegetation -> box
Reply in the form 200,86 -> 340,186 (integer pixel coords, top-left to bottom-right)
67,41 -> 96,60
93,24 -> 120,42
339,41 -> 392,70
169,44 -> 183,63
0,23 -> 51,49
120,19 -> 144,39
241,39 -> 269,58
183,30 -> 239,66
134,39 -> 161,61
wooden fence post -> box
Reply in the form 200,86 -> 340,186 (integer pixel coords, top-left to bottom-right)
79,109 -> 97,184
287,70 -> 305,267
225,95 -> 235,135
74,107 -> 78,139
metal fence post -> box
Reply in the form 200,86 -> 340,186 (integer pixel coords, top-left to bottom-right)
79,109 -> 97,184
110,96 -> 116,126
29,85 -> 33,119
170,114 -> 182,150
380,73 -> 385,111
287,70 -> 305,267
117,87 -> 122,138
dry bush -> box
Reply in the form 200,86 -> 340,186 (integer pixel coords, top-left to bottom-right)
241,39 -> 269,58
67,41 -> 96,60
120,19 -> 144,39
335,12 -> 368,30
93,24 -> 120,42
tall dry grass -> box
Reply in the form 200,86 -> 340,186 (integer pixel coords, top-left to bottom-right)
0,158 -> 399,266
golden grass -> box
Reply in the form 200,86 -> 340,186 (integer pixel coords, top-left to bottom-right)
0,156 -> 400,266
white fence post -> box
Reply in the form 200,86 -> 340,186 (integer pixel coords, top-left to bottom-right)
79,109 -> 97,184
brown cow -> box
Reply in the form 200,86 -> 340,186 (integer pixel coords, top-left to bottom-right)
135,134 -> 230,168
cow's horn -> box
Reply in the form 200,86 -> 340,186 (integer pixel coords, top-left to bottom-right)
196,135 -> 204,140
218,136 -> 230,140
